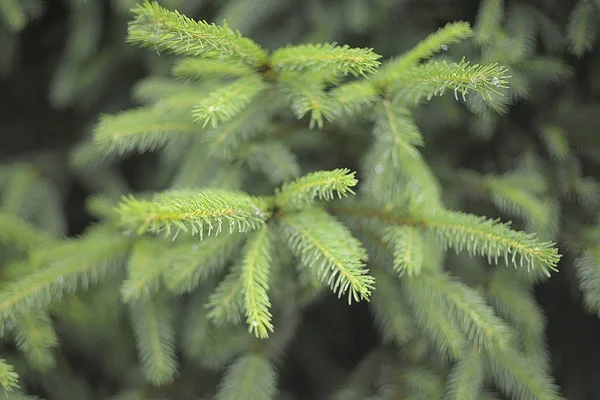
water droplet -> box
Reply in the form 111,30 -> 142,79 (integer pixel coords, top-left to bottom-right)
441,44 -> 448,51
252,320 -> 258,327
208,105 -> 215,112
192,244 -> 199,251
57,276 -> 64,284
375,164 -> 384,175
491,77 -> 500,87
123,231 -> 132,237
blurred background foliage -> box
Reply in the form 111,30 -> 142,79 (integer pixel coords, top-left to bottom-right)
3,0 -> 600,399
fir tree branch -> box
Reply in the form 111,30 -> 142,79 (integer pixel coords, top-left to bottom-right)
129,296 -> 178,386
271,42 -> 381,77
369,269 -> 415,345
182,292 -> 251,369
10,309 -> 58,372
93,107 -> 200,156
331,80 -> 379,116
412,269 -> 512,353
0,212 -> 56,253
277,207 -> 374,303
120,238 -> 165,303
575,246 -> 600,314
567,0 -> 598,56
278,75 -> 336,129
127,1 -> 268,67
0,358 -> 19,392
442,347 -> 485,400
382,226 -> 425,277
172,58 -> 254,80
376,21 -> 473,85
238,141 -> 301,184
423,209 -> 561,276
474,0 -> 504,44
192,75 -> 267,128
389,58 -> 510,105
240,227 -> 274,338
116,189 -> 271,239
275,169 -> 358,211
206,266 -> 245,325
328,204 -> 561,275
163,234 -> 244,295
215,353 -> 277,400
0,228 -> 129,325
374,100 -> 423,161
484,346 -> 561,400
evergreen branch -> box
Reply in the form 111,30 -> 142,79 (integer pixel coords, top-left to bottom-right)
10,309 -> 58,372
127,1 -> 268,67
206,266 -> 245,325
331,80 -> 379,116
239,142 -> 301,184
163,234 -> 244,295
278,208 -> 374,303
376,21 -> 473,84
370,269 -> 415,345
374,100 -> 423,161
514,57 -> 573,84
401,367 -> 447,399
275,169 -> 358,211
129,297 -> 178,386
389,58 -> 510,104
133,77 -> 199,104
575,246 -> 600,313
240,227 -> 274,338
457,170 -> 550,227
486,269 -> 545,344
567,0 -> 598,56
474,0 -> 504,44
442,347 -> 485,400
413,270 -> 512,353
202,92 -> 280,158
215,353 -> 277,400
539,125 -> 570,161
484,347 -> 561,400
120,238 -> 165,303
422,209 -> 561,275
93,107 -> 200,156
0,358 -> 19,392
115,189 -> 271,239
192,75 -> 267,128
278,76 -> 336,129
172,58 -> 254,80
182,292 -> 251,368
0,228 -> 129,324
0,212 -> 56,253
382,226 -> 425,277
271,42 -> 381,77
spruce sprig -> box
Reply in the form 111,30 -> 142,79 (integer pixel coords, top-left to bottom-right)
278,208 -> 374,303
127,1 -> 268,67
275,168 -> 358,211
271,42 -> 382,77
376,21 -> 474,84
390,58 -> 510,104
240,227 -> 274,338
192,75 -> 267,128
116,189 -> 271,238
